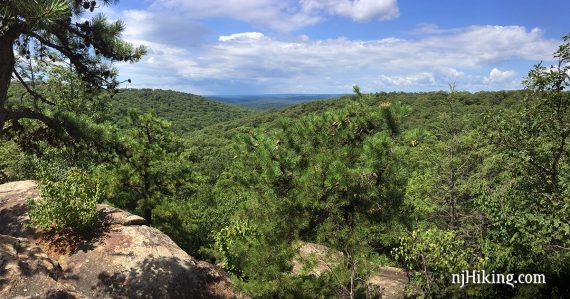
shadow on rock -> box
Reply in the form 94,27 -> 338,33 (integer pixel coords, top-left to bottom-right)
0,202 -> 35,238
95,256 -> 231,299
37,217 -> 111,257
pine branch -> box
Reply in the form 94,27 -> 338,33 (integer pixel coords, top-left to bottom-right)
12,68 -> 56,106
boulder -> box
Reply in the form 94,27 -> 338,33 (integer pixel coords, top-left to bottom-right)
293,242 -> 408,299
0,181 -> 244,299
368,267 -> 408,299
64,224 -> 238,298
0,234 -> 85,298
97,204 -> 147,226
292,242 -> 342,276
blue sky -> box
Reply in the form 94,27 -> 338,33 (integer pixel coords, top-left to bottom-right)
103,0 -> 569,95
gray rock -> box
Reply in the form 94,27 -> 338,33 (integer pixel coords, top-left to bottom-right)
97,204 -> 147,226
0,181 -> 244,299
0,234 -> 84,298
368,267 -> 408,299
293,242 -> 408,299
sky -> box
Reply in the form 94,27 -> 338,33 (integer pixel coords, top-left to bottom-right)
101,0 -> 570,95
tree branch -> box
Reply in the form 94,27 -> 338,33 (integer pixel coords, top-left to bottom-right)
5,107 -> 60,128
12,68 -> 56,106
25,31 -> 90,76
25,30 -> 114,88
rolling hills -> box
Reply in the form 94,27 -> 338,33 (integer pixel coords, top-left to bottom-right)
109,89 -> 259,134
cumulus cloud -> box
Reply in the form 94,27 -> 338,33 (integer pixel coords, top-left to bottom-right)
439,67 -> 465,81
148,0 -> 398,31
219,32 -> 266,42
203,26 -> 551,75
376,68 -> 465,87
122,9 -> 210,47
484,68 -> 518,84
377,72 -> 435,86
300,0 -> 399,22
117,24 -> 558,93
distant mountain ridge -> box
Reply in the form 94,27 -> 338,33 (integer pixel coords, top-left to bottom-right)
207,94 -> 348,110
109,89 -> 347,133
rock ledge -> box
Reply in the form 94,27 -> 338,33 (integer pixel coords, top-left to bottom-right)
0,180 -> 243,299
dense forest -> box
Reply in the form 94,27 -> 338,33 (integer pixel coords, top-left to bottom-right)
0,1 -> 569,298
208,94 -> 348,110
110,89 -> 257,134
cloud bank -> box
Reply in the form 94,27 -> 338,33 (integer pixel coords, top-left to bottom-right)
148,0 -> 399,31
116,18 -> 558,94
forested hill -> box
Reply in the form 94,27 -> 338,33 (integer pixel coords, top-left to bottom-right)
208,94 -> 348,110
193,89 -> 525,137
109,89 -> 258,133
3,1 -> 569,297
183,89 -> 526,183
110,89 -> 524,136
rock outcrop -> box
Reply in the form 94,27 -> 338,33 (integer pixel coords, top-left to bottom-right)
0,180 -> 243,299
368,267 -> 408,299
292,242 -> 408,299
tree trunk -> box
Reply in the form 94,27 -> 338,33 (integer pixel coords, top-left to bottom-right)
0,37 -> 15,132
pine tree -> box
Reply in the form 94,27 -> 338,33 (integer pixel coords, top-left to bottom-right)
395,85 -> 485,296
104,112 -> 194,224
0,0 -> 145,138
214,88 -> 408,297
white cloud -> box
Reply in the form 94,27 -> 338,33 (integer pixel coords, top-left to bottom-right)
219,32 -> 266,42
407,23 -> 461,35
484,68 -> 518,84
377,72 -> 435,86
117,25 -> 558,93
148,0 -> 398,31
150,0 -> 319,31
437,67 -> 465,82
376,68 -> 465,87
194,25 -> 552,78
300,0 -> 399,22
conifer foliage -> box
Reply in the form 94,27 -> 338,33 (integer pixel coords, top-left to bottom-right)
213,87 -> 408,297
0,0 -> 146,138
103,111 -> 195,224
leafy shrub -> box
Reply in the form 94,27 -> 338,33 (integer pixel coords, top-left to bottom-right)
213,219 -> 260,275
393,228 -> 479,297
0,140 -> 40,183
28,168 -> 100,232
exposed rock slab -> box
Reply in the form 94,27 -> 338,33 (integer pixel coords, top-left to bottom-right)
0,234 -> 85,298
97,204 -> 147,226
0,180 -> 243,299
64,224 -> 238,298
0,180 -> 37,238
293,242 -> 407,298
368,266 -> 407,299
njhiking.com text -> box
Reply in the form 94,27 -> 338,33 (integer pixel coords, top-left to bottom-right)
452,270 -> 546,288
